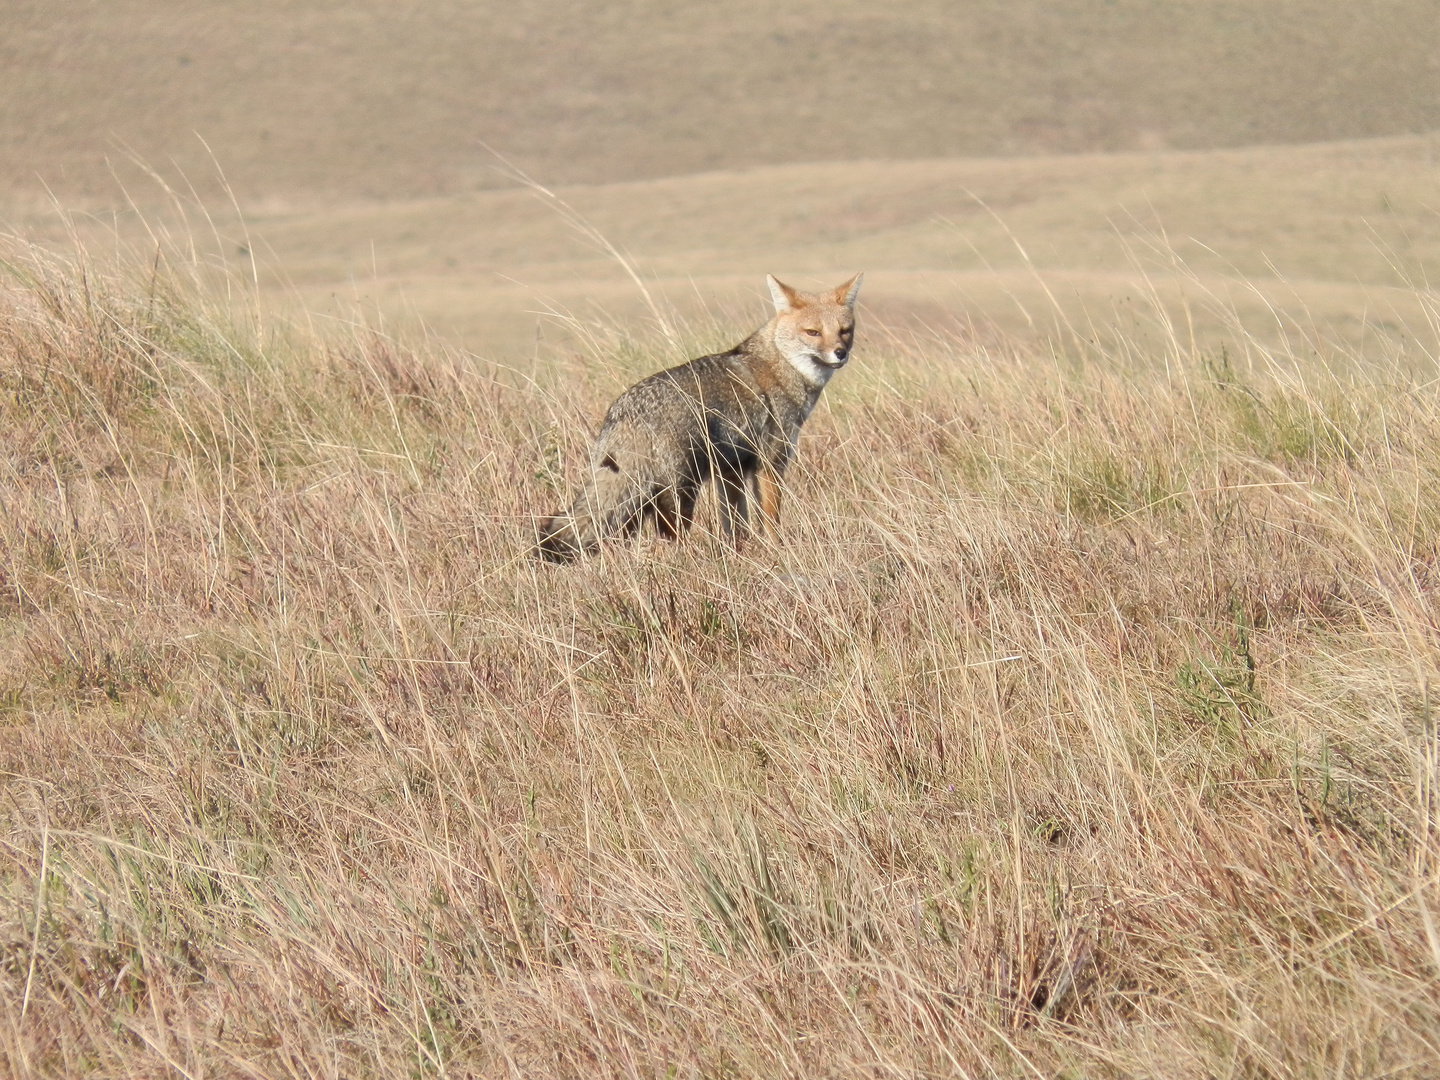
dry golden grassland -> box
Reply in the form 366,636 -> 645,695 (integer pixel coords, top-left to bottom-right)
18,133 -> 1438,370
2,222 -> 1440,1078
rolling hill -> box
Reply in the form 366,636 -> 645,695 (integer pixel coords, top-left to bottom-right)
4,0 -> 1439,203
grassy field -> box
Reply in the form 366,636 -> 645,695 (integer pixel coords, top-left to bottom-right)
2,208 -> 1439,1076
11,132 -> 1439,364
5,3 -> 1440,1072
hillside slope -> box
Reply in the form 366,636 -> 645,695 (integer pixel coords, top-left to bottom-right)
5,0 -> 1439,201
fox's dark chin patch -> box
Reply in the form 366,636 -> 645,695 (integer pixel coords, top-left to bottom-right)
806,353 -> 848,372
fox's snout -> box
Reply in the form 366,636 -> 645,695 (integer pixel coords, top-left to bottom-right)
809,343 -> 848,369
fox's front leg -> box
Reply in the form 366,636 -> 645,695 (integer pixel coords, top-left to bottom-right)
753,467 -> 782,540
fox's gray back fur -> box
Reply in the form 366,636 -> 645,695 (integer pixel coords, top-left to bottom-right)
536,274 -> 861,562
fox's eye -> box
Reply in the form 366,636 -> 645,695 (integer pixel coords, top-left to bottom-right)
803,328 -> 820,337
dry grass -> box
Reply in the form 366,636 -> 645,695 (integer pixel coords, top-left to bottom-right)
14,132 -> 1440,362
2,224 -> 1440,1079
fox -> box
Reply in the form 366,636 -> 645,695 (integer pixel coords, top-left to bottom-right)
535,273 -> 863,562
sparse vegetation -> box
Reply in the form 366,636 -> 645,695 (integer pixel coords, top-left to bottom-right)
7,0 -> 1440,198
2,223 -> 1439,1078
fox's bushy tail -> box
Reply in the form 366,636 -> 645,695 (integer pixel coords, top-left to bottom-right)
533,463 -> 647,563
534,512 -> 588,563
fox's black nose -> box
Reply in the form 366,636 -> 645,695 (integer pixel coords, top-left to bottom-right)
833,346 -> 848,362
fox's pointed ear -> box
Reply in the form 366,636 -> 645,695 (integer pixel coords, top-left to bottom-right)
834,272 -> 864,309
767,274 -> 801,314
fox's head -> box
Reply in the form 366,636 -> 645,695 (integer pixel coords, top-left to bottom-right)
766,273 -> 863,386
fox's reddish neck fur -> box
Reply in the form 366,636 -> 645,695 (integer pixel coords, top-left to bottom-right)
731,327 -> 825,416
